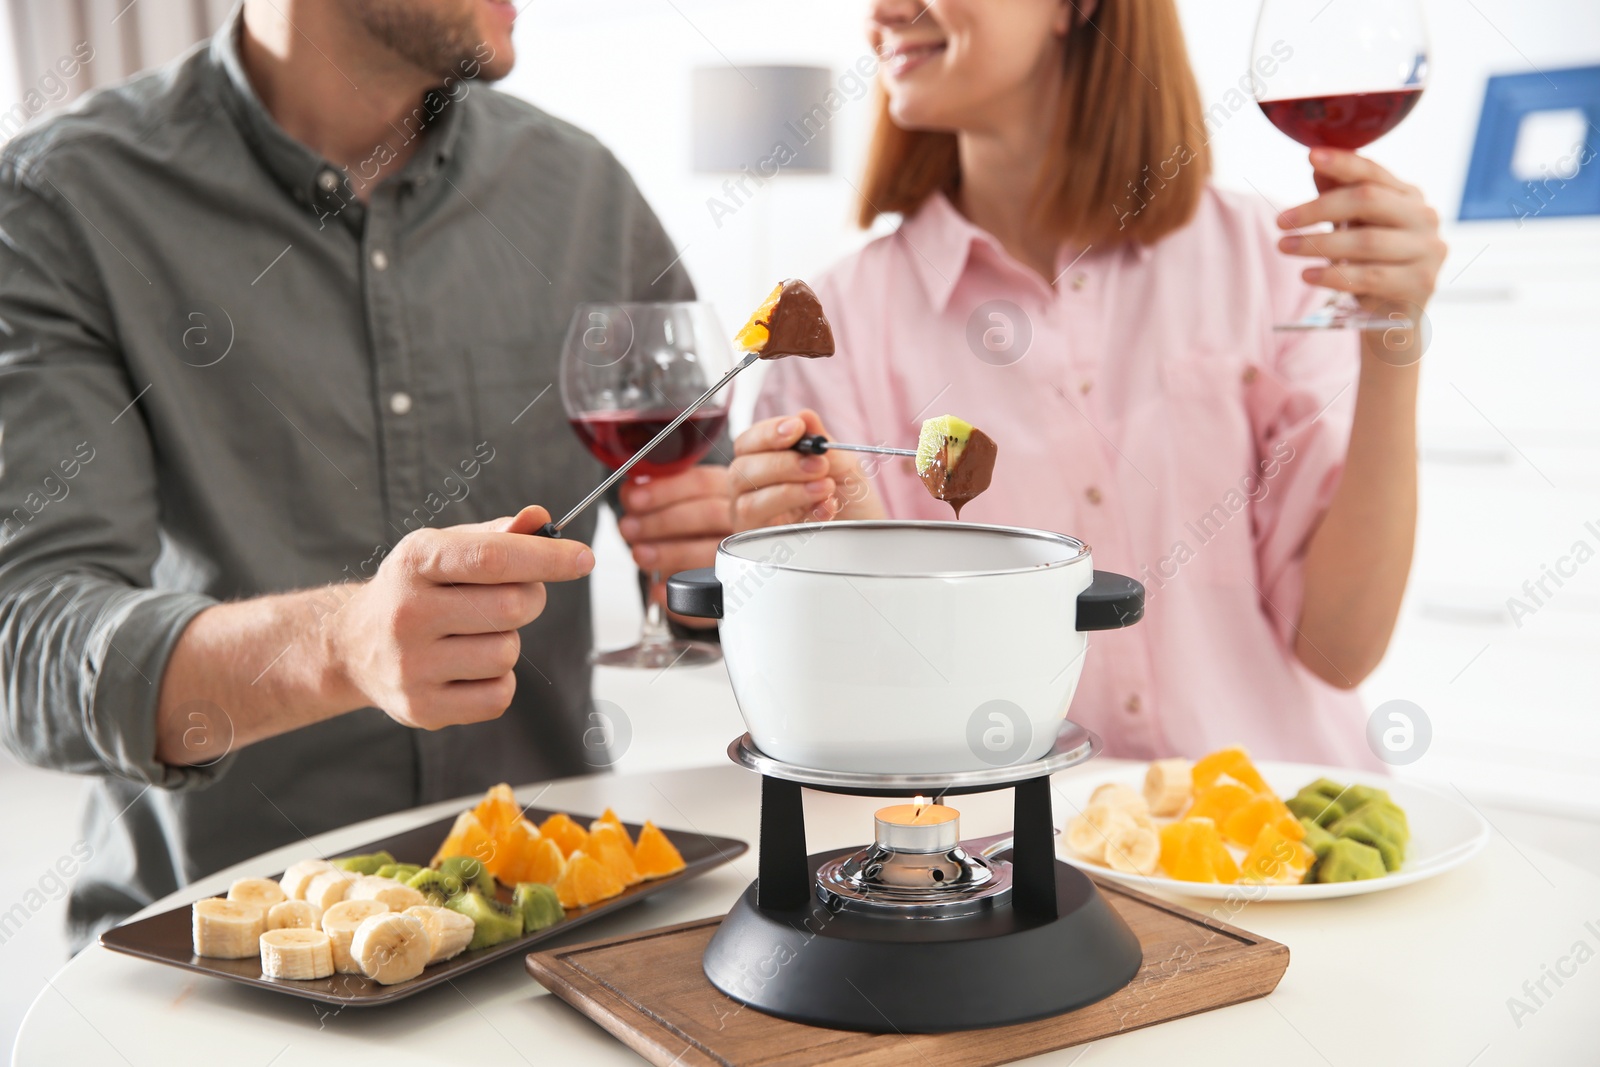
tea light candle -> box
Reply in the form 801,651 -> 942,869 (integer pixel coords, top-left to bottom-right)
874,796 -> 960,854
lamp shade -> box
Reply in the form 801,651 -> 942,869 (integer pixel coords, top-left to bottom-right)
691,65 -> 834,176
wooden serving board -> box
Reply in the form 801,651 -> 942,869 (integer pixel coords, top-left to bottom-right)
525,874 -> 1288,1065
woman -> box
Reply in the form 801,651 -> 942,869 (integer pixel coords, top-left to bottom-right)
730,0 -> 1446,766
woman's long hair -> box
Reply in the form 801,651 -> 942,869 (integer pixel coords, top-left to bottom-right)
857,0 -> 1212,247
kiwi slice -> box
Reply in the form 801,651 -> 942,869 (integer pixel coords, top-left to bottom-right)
375,863 -> 422,882
332,850 -> 395,875
407,868 -> 460,905
513,883 -> 564,933
446,890 -> 523,951
437,855 -> 497,897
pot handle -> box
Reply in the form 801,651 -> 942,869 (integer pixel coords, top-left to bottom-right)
1076,570 -> 1145,631
666,568 -> 723,619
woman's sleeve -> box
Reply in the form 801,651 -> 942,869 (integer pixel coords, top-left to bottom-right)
751,272 -> 878,444
1247,235 -> 1363,649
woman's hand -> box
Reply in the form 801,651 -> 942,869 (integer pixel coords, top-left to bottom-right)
730,410 -> 886,531
1276,148 -> 1447,319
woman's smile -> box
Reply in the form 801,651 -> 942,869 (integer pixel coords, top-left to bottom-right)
881,38 -> 948,78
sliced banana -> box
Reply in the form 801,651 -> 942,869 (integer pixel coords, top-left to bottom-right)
192,897 -> 266,959
351,912 -> 430,985
1102,824 -> 1161,876
405,905 -> 475,965
228,877 -> 287,912
1089,782 -> 1150,818
1143,758 -> 1193,817
267,899 -> 320,931
346,875 -> 427,912
279,858 -> 336,901
260,928 -> 335,980
304,869 -> 359,913
321,899 -> 390,974
1065,804 -> 1139,864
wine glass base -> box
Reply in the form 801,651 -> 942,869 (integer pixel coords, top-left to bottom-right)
591,639 -> 722,670
1274,305 -> 1411,332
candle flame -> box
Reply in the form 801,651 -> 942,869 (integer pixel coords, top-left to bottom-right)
912,795 -> 928,821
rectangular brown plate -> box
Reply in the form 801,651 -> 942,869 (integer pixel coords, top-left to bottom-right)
525,875 -> 1288,1066
99,807 -> 747,1007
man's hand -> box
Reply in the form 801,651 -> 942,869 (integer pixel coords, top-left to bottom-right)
325,505 -> 594,729
617,466 -> 733,625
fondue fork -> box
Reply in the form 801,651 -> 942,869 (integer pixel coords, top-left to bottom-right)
793,435 -> 916,458
539,353 -> 760,537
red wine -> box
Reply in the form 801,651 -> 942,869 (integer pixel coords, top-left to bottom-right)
570,408 -> 728,477
1258,88 -> 1421,150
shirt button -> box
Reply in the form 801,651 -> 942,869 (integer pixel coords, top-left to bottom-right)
317,170 -> 340,193
1079,379 -> 1093,395
1242,366 -> 1259,384
1069,272 -> 1088,291
389,391 -> 413,415
1085,486 -> 1103,505
1125,694 -> 1142,714
370,249 -> 390,272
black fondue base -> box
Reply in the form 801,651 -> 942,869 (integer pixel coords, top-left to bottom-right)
702,775 -> 1143,1033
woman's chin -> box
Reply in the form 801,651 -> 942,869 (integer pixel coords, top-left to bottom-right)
886,98 -> 960,133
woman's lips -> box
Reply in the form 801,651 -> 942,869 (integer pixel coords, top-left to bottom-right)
883,42 -> 946,78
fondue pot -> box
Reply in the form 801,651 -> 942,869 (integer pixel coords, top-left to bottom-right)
667,520 -> 1145,774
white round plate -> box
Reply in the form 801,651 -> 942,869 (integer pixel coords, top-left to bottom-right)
1056,760 -> 1490,900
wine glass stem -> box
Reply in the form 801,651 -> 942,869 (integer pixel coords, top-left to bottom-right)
641,569 -> 672,647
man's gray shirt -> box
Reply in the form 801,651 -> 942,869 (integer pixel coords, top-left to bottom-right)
0,22 -> 691,949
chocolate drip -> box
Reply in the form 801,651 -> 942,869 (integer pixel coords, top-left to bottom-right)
919,427 -> 998,519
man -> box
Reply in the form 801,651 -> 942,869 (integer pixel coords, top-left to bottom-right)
0,0 -> 732,949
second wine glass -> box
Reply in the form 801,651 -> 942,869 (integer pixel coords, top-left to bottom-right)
561,301 -> 732,669
1251,0 -> 1430,331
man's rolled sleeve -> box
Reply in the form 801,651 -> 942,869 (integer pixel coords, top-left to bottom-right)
0,166 -> 223,789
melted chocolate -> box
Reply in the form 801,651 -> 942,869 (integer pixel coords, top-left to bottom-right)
752,279 -> 834,359
919,427 -> 998,519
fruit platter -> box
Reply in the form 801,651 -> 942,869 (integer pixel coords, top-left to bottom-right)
1056,748 -> 1489,901
99,785 -> 748,1005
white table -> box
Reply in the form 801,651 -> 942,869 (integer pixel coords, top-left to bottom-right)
15,759 -> 1599,1066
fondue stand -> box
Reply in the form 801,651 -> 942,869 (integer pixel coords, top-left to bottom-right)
699,723 -> 1143,1032
668,521 -> 1150,1033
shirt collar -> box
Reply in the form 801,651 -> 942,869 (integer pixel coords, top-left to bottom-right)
896,191 -> 993,314
898,191 -> 1150,311
206,10 -> 465,221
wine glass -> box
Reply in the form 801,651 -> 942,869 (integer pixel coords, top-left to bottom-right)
561,302 -> 732,669
1251,0 -> 1429,330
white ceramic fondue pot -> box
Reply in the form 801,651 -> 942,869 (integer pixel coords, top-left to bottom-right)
667,520 -> 1144,774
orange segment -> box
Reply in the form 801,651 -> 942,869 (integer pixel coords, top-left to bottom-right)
588,824 -> 642,887
1191,746 -> 1270,795
540,812 -> 590,859
487,816 -> 541,882
734,283 -> 783,352
555,851 -> 625,908
1239,822 -> 1314,883
501,835 -> 566,886
589,809 -> 636,862
1222,794 -> 1304,849
431,809 -> 496,869
472,783 -> 521,837
634,821 -> 687,880
1158,817 -> 1238,884
1184,782 -> 1254,826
